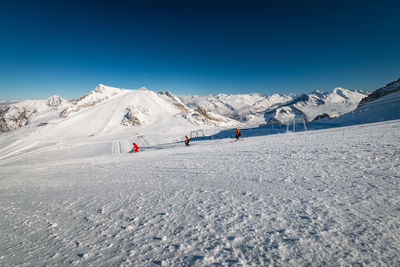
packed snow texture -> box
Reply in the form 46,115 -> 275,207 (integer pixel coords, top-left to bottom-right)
1,120 -> 399,266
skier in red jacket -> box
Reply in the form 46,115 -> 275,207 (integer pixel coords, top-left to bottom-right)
131,143 -> 139,153
185,135 -> 190,146
235,128 -> 241,140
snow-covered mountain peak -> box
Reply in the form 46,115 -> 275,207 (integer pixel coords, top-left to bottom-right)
179,92 -> 296,126
331,87 -> 346,98
264,87 -> 368,124
60,84 -> 124,118
326,87 -> 367,104
31,85 -> 243,142
93,84 -> 122,94
47,95 -> 69,107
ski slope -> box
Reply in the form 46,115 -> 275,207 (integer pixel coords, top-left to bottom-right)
0,85 -> 241,163
1,120 -> 399,266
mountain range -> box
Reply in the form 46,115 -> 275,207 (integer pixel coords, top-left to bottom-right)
180,88 -> 368,126
2,78 -> 400,139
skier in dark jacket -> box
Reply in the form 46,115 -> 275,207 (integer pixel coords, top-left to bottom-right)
185,135 -> 190,146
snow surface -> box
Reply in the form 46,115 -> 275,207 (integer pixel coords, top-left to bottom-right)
1,120 -> 400,266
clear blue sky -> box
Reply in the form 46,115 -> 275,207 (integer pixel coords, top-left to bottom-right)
1,0 -> 399,99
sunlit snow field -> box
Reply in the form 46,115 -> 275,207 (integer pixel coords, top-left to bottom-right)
1,121 -> 400,266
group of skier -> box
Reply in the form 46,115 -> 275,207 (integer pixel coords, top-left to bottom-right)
129,128 -> 241,153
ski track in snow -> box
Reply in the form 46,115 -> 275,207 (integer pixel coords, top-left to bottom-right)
1,121 -> 400,266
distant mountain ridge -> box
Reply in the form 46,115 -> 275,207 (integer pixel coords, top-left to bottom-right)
179,93 -> 296,126
180,88 -> 368,125
264,87 -> 368,124
4,80 -> 398,135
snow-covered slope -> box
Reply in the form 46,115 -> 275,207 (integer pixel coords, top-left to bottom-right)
1,119 -> 399,266
357,77 -> 400,108
0,85 -> 243,162
265,88 -> 368,124
0,95 -> 70,133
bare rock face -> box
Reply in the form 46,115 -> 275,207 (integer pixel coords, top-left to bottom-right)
121,105 -> 149,126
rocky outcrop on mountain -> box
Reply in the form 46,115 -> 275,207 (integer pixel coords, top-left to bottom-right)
357,78 -> 400,108
312,113 -> 331,122
158,91 -> 192,115
0,105 -> 36,133
121,105 -> 149,126
159,91 -> 244,127
0,95 -> 69,133
47,95 -> 65,106
60,84 -> 121,118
